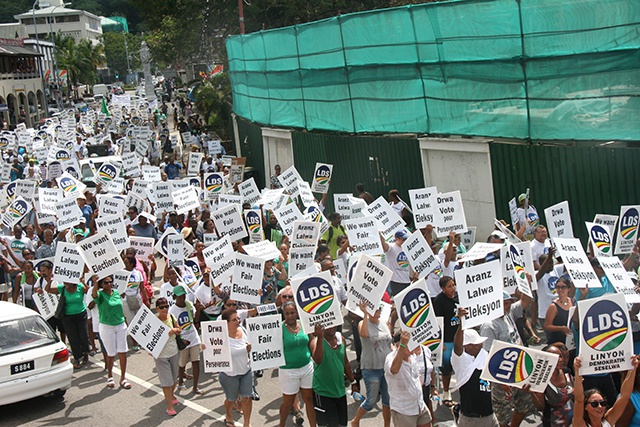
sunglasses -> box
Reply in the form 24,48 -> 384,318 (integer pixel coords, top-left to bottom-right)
588,401 -> 607,408
102,280 -> 114,284
157,305 -> 170,310
282,295 -> 294,299
555,285 -> 568,290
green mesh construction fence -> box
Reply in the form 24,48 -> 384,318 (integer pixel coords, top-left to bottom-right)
226,0 -> 640,141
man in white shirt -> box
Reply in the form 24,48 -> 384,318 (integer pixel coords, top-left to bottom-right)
529,225 -> 551,269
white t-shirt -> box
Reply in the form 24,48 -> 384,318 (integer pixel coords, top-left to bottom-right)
169,302 -> 201,349
516,205 -> 540,238
537,272 -> 558,319
384,349 -> 427,416
228,326 -> 251,376
194,283 -> 224,316
384,243 -> 410,284
5,236 -> 35,267
530,238 -> 551,266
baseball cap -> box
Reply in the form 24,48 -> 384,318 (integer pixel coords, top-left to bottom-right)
463,329 -> 488,346
490,230 -> 507,240
173,285 -> 186,296
395,230 -> 410,240
503,291 -> 516,301
518,193 -> 527,203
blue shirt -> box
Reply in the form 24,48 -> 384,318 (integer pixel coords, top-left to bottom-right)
164,163 -> 182,180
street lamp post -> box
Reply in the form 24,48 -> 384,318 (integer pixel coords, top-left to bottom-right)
48,2 -> 71,108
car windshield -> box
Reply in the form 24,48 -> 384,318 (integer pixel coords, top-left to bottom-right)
0,316 -> 58,356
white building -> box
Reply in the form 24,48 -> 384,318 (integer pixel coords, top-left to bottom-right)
14,0 -> 103,45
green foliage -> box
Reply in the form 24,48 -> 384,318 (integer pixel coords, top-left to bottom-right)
194,74 -> 232,141
101,31 -> 141,77
54,34 -> 105,98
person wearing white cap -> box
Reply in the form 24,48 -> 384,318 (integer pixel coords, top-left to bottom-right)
515,193 -> 539,241
480,291 -> 535,427
451,307 -> 497,427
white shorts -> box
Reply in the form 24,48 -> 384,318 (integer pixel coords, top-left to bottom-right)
278,361 -> 314,395
99,322 -> 128,357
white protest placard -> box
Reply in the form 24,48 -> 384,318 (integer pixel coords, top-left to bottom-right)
142,165 -> 161,182
366,196 -> 405,240
229,157 -> 246,184
15,180 -> 36,202
121,152 -> 141,177
297,181 -> 316,209
230,253 -> 264,305
278,165 -> 303,198
203,236 -> 235,283
544,201 -> 574,238
129,236 -> 154,266
289,246 -> 316,277
152,182 -> 173,215
127,305 -> 171,359
246,314 -> 286,370
291,221 -> 320,249
343,216 -> 383,256
402,231 -> 441,280
334,194 -> 353,221
77,231 -> 126,280
509,197 -> 519,227
597,256 -> 640,304
111,269 -> 131,294
506,243 -> 533,298
311,163 -> 332,194
172,186 -> 200,215
304,204 -> 330,235
594,214 -> 618,235
456,261 -> 503,329
187,152 -> 203,176
94,162 -> 120,187
106,177 -> 125,194
291,270 -> 344,334
242,240 -> 281,261
203,233 -> 218,247
501,246 -> 518,295
577,293 -> 634,375
155,229 -> 195,259
244,209 -> 264,243
274,203 -> 304,238
393,278 -> 439,351
239,178 -> 260,206
481,341 -> 558,393
94,215 -> 129,251
586,222 -> 614,257
56,172 -> 86,198
409,187 -> 437,229
494,218 -> 522,244
125,192 -> 148,215
201,320 -> 233,373
212,203 -> 248,241
203,173 -> 224,200
218,194 -> 243,208
1,196 -> 30,228
348,254 -> 392,316
460,242 -> 505,262
38,188 -> 62,215
424,317 -> 443,367
461,226 -> 477,249
615,206 -> 640,255
55,196 -> 84,231
32,291 -> 59,320
53,242 -> 85,283
552,237 -> 599,288
431,191 -> 468,238
208,139 -> 222,154
130,180 -> 150,200
97,195 -> 125,218
166,234 -> 184,268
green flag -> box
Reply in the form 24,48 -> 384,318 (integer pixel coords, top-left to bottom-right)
101,97 -> 110,116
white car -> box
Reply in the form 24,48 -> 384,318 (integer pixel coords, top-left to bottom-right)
0,302 -> 73,405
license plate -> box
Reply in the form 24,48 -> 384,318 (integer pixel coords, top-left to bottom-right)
11,360 -> 34,375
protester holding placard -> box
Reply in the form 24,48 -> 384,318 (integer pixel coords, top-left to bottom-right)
194,270 -> 227,322
278,300 -> 315,427
388,189 -> 409,224
573,356 -> 639,427
515,193 -> 540,241
262,259 -> 287,304
92,275 -> 131,389
350,301 -> 392,427
310,324 -> 359,427
122,255 -> 146,327
321,212 -> 347,260
432,275 -> 461,407
544,277 -> 575,346
13,260 -> 39,310
46,278 -> 90,369
381,229 -> 412,297
274,244 -> 290,289
525,344 -> 574,427
220,308 -> 254,427
36,260 -> 65,341
576,258 -> 616,301
153,297 -> 182,416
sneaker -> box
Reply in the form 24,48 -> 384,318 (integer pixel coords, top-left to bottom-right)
251,386 -> 260,401
254,369 -> 263,378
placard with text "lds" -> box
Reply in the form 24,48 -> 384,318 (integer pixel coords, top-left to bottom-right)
343,216 -> 383,256
505,243 -> 533,298
430,190 -> 468,238
2,196 -> 31,228
230,253 -> 264,305
585,222 -> 614,257
77,231 -> 125,280
455,260 -> 504,330
53,242 -> 85,283
481,341 -> 558,393
393,278 -> 439,351
348,254 -> 392,317
246,314 -> 286,370
402,230 -> 441,280
615,205 -> 640,255
310,163 -> 333,194
291,270 -> 344,334
366,196 -> 406,240
212,203 -> 248,241
127,305 -> 171,359
244,209 -> 264,243
597,256 -> 640,304
577,293 -> 634,375
552,237 -> 599,288
201,320 -> 233,373
409,187 -> 437,229
544,201 -> 574,238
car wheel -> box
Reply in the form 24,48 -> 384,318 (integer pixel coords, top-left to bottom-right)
49,389 -> 66,399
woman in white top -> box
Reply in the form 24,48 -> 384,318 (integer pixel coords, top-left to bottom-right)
573,356 -> 639,427
220,308 -> 253,427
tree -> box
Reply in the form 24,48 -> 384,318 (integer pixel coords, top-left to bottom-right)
193,73 -> 232,141
101,31 -> 141,78
54,34 -> 105,99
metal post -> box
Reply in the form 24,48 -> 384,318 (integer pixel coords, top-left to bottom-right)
123,30 -> 131,84
238,0 -> 245,34
49,4 -> 65,108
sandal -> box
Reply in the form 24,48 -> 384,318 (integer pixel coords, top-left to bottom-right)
192,388 -> 205,395
225,421 -> 235,427
107,377 -> 115,388
443,399 -> 456,408
73,362 -> 81,370
120,379 -> 132,389
167,408 -> 177,416
528,336 -> 541,345
171,398 -> 179,405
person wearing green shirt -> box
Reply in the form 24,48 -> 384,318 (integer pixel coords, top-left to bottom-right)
92,275 -> 131,390
321,213 -> 348,259
46,280 -> 90,369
